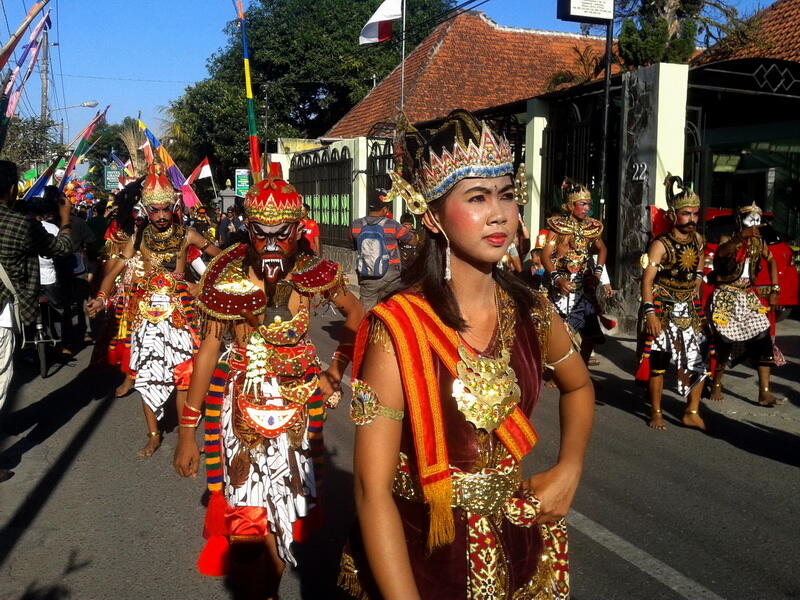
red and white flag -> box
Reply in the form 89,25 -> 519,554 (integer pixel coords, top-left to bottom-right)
359,0 -> 402,45
138,140 -> 154,165
184,157 -> 212,186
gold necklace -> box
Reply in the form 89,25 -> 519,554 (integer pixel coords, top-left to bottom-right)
452,287 -> 520,432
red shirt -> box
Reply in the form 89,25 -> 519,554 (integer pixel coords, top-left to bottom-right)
301,218 -> 320,248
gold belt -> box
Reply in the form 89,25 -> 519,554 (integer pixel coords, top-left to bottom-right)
393,456 -> 520,517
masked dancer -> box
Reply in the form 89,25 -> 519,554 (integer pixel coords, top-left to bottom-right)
541,179 -> 611,364
338,110 -> 594,600
173,164 -> 364,600
637,175 -> 710,431
708,200 -> 784,406
87,164 -> 219,456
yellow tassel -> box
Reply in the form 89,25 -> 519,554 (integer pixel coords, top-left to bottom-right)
424,477 -> 455,551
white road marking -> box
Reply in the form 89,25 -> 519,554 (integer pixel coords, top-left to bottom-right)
569,510 -> 726,600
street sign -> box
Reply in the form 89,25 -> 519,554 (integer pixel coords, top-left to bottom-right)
235,169 -> 250,197
557,0 -> 614,23
104,164 -> 121,191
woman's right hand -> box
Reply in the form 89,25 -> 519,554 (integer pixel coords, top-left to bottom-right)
646,312 -> 662,338
173,432 -> 201,478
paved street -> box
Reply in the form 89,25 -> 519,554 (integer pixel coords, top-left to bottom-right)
1,309 -> 798,600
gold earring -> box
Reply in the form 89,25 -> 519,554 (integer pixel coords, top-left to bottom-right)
387,170 -> 427,215
514,163 -> 528,206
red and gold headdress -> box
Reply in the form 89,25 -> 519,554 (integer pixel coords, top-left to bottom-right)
141,163 -> 176,208
243,163 -> 303,225
561,178 -> 591,212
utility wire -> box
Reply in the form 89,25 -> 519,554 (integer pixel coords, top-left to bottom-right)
55,0 -> 69,137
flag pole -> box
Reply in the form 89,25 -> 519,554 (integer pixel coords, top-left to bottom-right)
400,0 -> 406,111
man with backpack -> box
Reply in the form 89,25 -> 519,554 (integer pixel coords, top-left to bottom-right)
350,194 -> 416,310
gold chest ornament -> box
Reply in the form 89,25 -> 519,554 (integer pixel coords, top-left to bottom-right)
452,346 -> 521,432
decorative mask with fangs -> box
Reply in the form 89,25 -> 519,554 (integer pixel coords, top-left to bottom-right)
247,221 -> 300,283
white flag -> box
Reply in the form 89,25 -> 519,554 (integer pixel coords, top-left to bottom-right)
359,0 -> 402,45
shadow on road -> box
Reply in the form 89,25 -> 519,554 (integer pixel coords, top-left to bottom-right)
0,365 -> 122,471
591,343 -> 800,469
0,367 -> 117,568
292,447 -> 355,599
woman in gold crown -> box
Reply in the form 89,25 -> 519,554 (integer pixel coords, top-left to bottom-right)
338,110 -> 594,599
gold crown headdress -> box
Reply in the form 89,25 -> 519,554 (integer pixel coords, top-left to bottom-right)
561,178 -> 591,212
387,110 -> 523,214
664,173 -> 700,211
141,163 -> 176,208
738,201 -> 762,215
244,162 -> 303,225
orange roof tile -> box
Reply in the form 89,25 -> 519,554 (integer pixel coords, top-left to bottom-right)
327,12 -> 609,138
695,0 -> 800,64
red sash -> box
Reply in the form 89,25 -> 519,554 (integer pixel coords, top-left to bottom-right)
352,291 -> 538,549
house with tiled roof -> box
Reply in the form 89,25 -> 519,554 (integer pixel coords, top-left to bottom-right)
326,12 -> 610,138
694,0 -> 800,64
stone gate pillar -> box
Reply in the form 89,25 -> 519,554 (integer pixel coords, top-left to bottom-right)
615,63 -> 688,333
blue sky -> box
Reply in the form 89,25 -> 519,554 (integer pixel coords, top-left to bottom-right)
2,0 -> 768,142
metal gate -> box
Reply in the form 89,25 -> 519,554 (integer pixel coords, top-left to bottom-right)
289,146 -> 353,247
541,111 -> 598,218
366,138 -> 394,206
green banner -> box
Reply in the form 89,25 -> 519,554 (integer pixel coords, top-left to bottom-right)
235,168 -> 251,197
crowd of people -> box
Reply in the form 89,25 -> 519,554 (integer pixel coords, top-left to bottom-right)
0,107 -> 790,599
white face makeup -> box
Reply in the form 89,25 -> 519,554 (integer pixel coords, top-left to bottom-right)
742,211 -> 762,228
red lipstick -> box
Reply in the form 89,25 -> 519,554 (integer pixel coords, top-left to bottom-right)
484,232 -> 508,247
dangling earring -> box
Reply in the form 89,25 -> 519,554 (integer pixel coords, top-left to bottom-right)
432,216 -> 452,281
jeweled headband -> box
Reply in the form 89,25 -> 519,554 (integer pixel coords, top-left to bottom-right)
415,113 -> 513,201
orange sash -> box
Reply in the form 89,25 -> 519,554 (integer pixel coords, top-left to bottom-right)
352,292 -> 539,550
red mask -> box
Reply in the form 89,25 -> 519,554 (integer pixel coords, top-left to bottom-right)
248,221 -> 300,283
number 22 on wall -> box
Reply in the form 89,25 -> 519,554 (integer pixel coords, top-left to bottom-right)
631,162 -> 648,182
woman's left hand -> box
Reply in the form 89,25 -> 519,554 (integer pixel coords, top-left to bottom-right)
525,463 -> 582,524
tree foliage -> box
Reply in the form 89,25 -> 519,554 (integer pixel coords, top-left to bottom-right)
607,0 -> 755,68
547,45 -> 607,91
166,0 -> 453,179
0,116 -> 64,170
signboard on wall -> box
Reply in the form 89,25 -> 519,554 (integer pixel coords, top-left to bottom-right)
103,164 -> 121,191
557,0 -> 614,23
234,169 -> 250,197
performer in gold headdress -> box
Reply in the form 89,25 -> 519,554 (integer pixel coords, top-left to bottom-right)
86,164 -> 219,456
636,175 -> 709,431
708,200 -> 785,406
541,179 -> 611,364
337,110 -> 594,600
173,163 -> 364,599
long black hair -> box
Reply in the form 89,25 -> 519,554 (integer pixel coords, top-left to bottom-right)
116,179 -> 144,236
395,110 -> 535,331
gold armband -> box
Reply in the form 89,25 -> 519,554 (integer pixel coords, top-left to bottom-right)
350,379 -> 404,425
